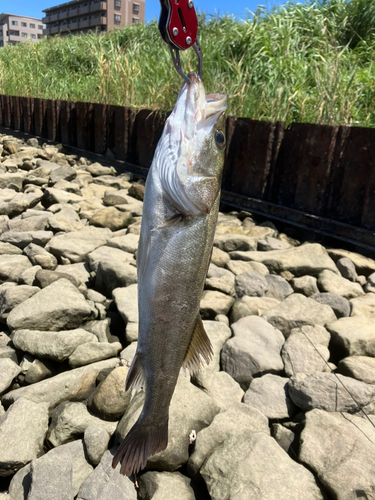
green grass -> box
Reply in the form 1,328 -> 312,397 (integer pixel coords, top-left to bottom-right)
0,0 -> 374,126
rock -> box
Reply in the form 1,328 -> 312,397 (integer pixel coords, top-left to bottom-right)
205,274 -> 235,297
221,316 -> 284,389
350,293 -> 375,318
244,374 -> 297,419
43,187 -> 83,207
76,448 -> 137,500
328,248 -> 375,276
229,296 -> 280,323
20,354 -> 55,385
55,263 -> 92,288
50,164 -> 77,183
0,358 -> 21,395
0,189 -> 43,218
0,254 -> 32,283
138,471 -> 195,500
5,214 -> 50,232
210,246 -> 230,267
230,243 -> 338,276
226,259 -> 269,276
28,451 -> 73,500
0,172 -> 24,191
327,316 -> 375,357
115,374 -> 220,471
317,269 -> 364,299
23,243 -> 57,269
103,189 -> 130,206
281,325 -> 331,376
213,234 -> 257,252
264,274 -> 294,301
128,182 -> 145,201
187,403 -> 269,478
0,344 -> 18,363
288,372 -> 375,412
7,279 -> 95,331
89,207 -> 133,231
84,424 -> 111,466
45,228 -> 111,263
48,207 -> 84,232
3,140 -> 19,154
336,256 -> 358,282
0,230 -> 53,249
87,245 -> 134,273
69,341 -> 122,368
291,275 -> 320,296
300,409 -> 375,499
12,328 -> 98,362
262,293 -> 336,337
20,265 -> 42,286
82,319 -> 110,343
337,356 -> 375,384
0,241 -> 23,255
311,292 -> 351,318
53,179 -> 82,194
193,370 -> 244,411
120,342 -> 137,365
34,268 -> 80,288
89,365 -> 131,421
201,431 -> 323,500
47,401 -> 116,447
271,423 -> 296,454
0,398 -> 49,476
96,260 -> 137,296
86,163 -> 116,177
107,233 -> 139,254
2,358 -> 119,410
200,290 -> 235,320
0,284 -> 39,321
257,236 -> 291,251
112,285 -> 138,342
365,272 -> 375,293
234,271 -> 268,298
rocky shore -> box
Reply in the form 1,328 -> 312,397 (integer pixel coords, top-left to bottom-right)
0,132 -> 374,500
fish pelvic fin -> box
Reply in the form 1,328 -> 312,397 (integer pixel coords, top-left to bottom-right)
112,419 -> 169,476
183,316 -> 213,376
125,354 -> 145,393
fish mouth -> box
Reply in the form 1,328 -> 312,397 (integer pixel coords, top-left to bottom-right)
186,72 -> 227,120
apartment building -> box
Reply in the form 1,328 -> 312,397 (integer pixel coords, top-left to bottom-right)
0,13 -> 44,47
43,0 -> 145,36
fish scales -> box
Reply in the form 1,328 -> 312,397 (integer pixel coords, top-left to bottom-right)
113,72 -> 227,476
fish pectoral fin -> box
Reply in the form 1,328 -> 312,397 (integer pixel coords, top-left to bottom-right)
125,354 -> 145,393
182,316 -> 213,376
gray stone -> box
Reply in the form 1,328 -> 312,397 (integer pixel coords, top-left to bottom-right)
264,274 -> 294,301
235,271 -> 268,298
69,341 -> 122,368
258,236 -> 291,251
0,230 -> 53,249
50,164 -> 77,183
200,290 -> 235,320
206,263 -> 234,279
138,471 -> 195,500
20,354 -> 55,385
221,316 -> 284,389
115,374 -> 220,472
76,448 -> 136,500
107,233 -> 139,254
43,187 -> 83,207
210,246 -> 230,267
34,268 -> 80,288
45,228 -> 111,263
82,319 -> 110,342
5,214 -> 50,232
0,284 -> 39,320
365,272 -> 375,293
2,358 -> 119,410
205,274 -> 235,296
96,260 -> 137,296
53,180 -> 82,194
84,424 -> 111,466
89,207 -> 133,231
244,374 -> 297,419
187,403 -> 269,478
0,344 -> 18,363
327,316 -> 375,357
291,275 -> 320,296
300,409 -> 375,500
12,328 -> 97,362
0,398 -> 49,477
318,269 -> 364,299
28,452 -> 73,500
0,358 -> 21,395
0,172 -> 24,191
229,296 -> 280,323
0,241 -> 23,255
55,263 -> 92,288
336,256 -> 358,282
311,292 -> 351,318
350,293 -> 375,318
112,284 -> 138,342
281,325 -> 331,376
328,248 -> 375,276
337,356 -> 375,384
87,245 -> 134,273
0,189 -> 43,218
230,243 -> 338,276
3,140 -> 19,154
201,431 -> 323,500
85,289 -> 106,304
288,372 -> 375,412
48,207 -> 84,232
193,370 -> 244,411
271,423 -> 296,454
7,279 -> 95,331
103,189 -> 130,206
225,259 -> 269,276
0,254 -> 32,283
23,243 -> 57,270
8,463 -> 32,499
213,234 -> 257,252
20,265 -> 42,286
86,163 -> 116,177
262,293 -> 337,337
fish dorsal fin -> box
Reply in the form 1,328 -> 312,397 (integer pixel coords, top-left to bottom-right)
182,316 -> 213,376
125,354 -> 145,393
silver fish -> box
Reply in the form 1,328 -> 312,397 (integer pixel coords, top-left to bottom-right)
112,72 -> 227,476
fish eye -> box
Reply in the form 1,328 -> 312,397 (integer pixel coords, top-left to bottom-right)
215,130 -> 226,150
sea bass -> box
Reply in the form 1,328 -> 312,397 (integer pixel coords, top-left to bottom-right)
112,72 -> 227,476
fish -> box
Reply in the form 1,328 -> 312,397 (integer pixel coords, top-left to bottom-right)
112,71 -> 227,477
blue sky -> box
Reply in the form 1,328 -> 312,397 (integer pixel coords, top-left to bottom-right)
0,0 -> 289,22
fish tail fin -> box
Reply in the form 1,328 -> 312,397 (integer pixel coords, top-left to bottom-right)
112,418 -> 169,476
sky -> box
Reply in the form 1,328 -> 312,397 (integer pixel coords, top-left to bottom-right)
0,0 -> 289,22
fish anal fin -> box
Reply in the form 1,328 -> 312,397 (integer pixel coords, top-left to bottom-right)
125,354 -> 145,393
112,419 -> 169,476
183,316 -> 213,376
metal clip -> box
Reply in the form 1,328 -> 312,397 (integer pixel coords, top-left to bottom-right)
159,0 -> 203,84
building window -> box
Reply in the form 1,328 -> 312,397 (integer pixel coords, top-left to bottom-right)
132,3 -> 139,15
11,21 -> 18,26
9,30 -> 20,36
38,25 -> 43,30
21,22 -> 27,27
132,18 -> 139,24
0,41 -> 3,47
30,23 -> 35,28
38,34 -> 43,39
0,30 -> 2,35
31,34 -> 36,39
114,14 -> 121,24
22,32 -> 27,37
115,0 -> 121,7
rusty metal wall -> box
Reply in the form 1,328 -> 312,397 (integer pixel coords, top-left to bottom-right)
1,94 -> 374,250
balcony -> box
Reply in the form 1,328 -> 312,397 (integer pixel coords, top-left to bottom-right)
59,24 -> 69,32
90,16 -> 107,26
90,1 -> 107,13
59,11 -> 68,20
79,4 -> 90,15
42,15 -> 50,23
50,13 -> 59,22
68,7 -> 79,17
79,18 -> 90,29
43,27 -> 51,35
51,26 -> 59,34
68,20 -> 79,30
